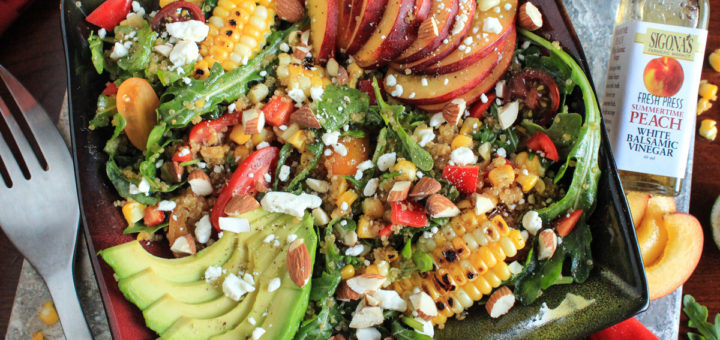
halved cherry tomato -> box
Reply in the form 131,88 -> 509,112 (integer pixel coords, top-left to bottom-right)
554,209 -> 583,237
210,147 -> 279,230
261,95 -> 295,127
188,110 -> 243,147
469,93 -> 496,118
379,224 -> 394,237
442,165 -> 479,194
150,1 -> 204,31
589,317 -> 658,340
172,145 -> 193,162
143,205 -> 165,227
525,132 -> 559,162
86,0 -> 132,31
116,77 -> 159,151
505,68 -> 561,127
101,82 -> 118,96
391,201 -> 427,228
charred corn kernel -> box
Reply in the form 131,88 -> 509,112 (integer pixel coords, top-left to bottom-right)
160,0 -> 203,7
700,80 -> 718,101
32,332 -> 43,340
333,190 -> 359,218
362,197 -> 385,219
248,83 -> 270,104
229,124 -> 252,144
516,173 -> 539,192
710,49 -> 720,72
340,264 -> 355,279
513,151 -> 545,176
357,215 -> 378,238
38,301 -> 59,325
122,201 -> 146,225
451,135 -> 474,150
488,164 -> 515,188
391,159 -> 417,181
198,1 -> 275,72
700,119 -> 718,141
459,118 -> 482,135
698,98 -> 713,115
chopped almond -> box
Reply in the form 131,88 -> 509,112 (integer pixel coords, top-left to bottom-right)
519,2 -> 543,31
349,305 -> 384,329
346,273 -> 386,295
409,291 -> 437,321
243,108 -> 265,135
170,234 -> 197,256
426,194 -> 460,218
486,286 -> 516,318
188,170 -> 213,196
290,105 -> 322,129
387,181 -> 412,202
537,229 -> 558,260
224,195 -> 259,216
409,177 -> 441,199
276,0 -> 305,22
288,239 -> 312,287
442,98 -> 466,126
337,280 -> 362,300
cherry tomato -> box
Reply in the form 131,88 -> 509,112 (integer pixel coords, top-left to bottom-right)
554,209 -> 582,237
86,0 -> 132,31
101,82 -> 118,96
116,77 -> 159,151
151,1 -> 205,31
143,205 -> 165,227
469,93 -> 497,118
505,68 -> 561,127
188,110 -> 243,147
525,132 -> 559,162
261,95 -> 295,127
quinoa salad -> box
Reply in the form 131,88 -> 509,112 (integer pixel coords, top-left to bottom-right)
86,0 -> 602,338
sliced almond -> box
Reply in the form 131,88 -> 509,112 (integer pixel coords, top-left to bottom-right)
337,280 -> 362,300
409,291 -> 437,321
518,2 -> 543,31
426,194 -> 460,218
170,234 -> 197,257
224,194 -> 259,216
349,306 -> 384,329
409,177 -> 441,199
486,286 -> 516,318
276,0 -> 305,22
243,108 -> 265,135
293,44 -> 311,60
188,170 -> 213,196
287,238 -> 312,287
290,105 -> 322,129
346,273 -> 386,295
442,98 -> 466,126
417,17 -> 439,42
387,181 -> 412,202
369,289 -> 407,312
306,178 -> 330,193
537,229 -> 558,260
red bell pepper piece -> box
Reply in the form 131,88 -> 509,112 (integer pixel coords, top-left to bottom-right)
143,205 -> 165,227
101,82 -> 118,96
442,165 -> 479,194
554,209 -> 583,237
589,317 -> 658,340
469,93 -> 496,118
210,147 -> 279,230
172,145 -> 193,163
379,224 -> 394,237
525,132 -> 559,162
261,95 -> 295,127
188,110 -> 243,146
391,201 -> 427,228
86,0 -> 132,31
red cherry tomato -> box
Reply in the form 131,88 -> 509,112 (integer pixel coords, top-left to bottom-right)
101,82 -> 119,96
188,110 -> 243,147
554,209 -> 583,237
442,165 -> 479,194
469,93 -> 496,118
390,201 -> 427,228
143,205 -> 165,227
85,0 -> 132,31
525,132 -> 559,162
261,95 -> 295,127
589,317 -> 658,340
151,1 -> 205,31
505,68 -> 561,127
210,147 -> 279,230
172,145 -> 193,163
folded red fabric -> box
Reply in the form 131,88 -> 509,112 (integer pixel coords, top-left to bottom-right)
0,0 -> 33,37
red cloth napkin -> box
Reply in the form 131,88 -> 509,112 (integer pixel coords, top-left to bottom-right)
0,0 -> 33,37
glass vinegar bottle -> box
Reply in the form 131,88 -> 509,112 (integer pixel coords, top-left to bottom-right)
602,0 -> 709,196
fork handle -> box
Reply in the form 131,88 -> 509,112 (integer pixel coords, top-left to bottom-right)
45,269 -> 93,340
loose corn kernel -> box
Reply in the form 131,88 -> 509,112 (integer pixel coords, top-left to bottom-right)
516,173 -> 539,192
333,190 -> 359,218
248,83 -> 270,104
234,144 -> 252,162
459,118 -> 482,136
699,119 -> 717,141
38,301 -> 59,325
710,49 -> 720,72
362,197 -> 385,219
251,127 -> 274,145
340,264 -> 356,279
32,333 -> 43,340
364,264 -> 379,274
229,124 -> 252,144
700,80 -> 718,101
122,201 -> 146,226
488,164 -> 515,188
698,98 -> 713,115
451,135 -> 474,150
357,215 -> 379,238
391,159 -> 417,181
513,151 -> 545,176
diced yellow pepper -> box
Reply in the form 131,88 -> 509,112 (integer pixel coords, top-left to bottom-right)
459,117 -> 482,136
229,124 -> 251,144
710,49 -> 720,72
357,215 -> 379,238
38,301 -> 59,326
699,119 -> 717,141
122,201 -> 146,226
516,173 -> 539,192
699,80 -> 718,101
487,164 -> 515,188
451,135 -> 474,150
287,129 -> 306,151
698,98 -> 713,115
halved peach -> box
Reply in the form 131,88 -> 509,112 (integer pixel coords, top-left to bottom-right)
419,0 -> 517,75
391,0 -> 477,72
645,213 -> 703,300
308,0 -> 339,63
341,0 -> 388,54
353,0 -> 420,68
626,191 -> 651,227
636,215 -> 667,267
392,0 -> 459,64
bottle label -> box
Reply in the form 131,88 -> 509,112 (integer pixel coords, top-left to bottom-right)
602,21 -> 707,178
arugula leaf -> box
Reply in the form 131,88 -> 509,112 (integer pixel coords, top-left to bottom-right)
89,94 -> 117,129
391,321 -> 433,340
371,78 -> 433,171
158,22 -> 304,128
287,143 -> 324,192
273,144 -> 293,190
116,21 -> 157,73
123,221 -> 167,234
683,295 -> 720,340
316,85 -> 370,131
106,160 -> 159,205
88,31 -> 105,74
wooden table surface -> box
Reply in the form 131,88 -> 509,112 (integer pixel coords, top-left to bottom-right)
0,0 -> 718,337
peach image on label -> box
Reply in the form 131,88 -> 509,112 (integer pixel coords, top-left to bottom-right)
643,56 -> 684,98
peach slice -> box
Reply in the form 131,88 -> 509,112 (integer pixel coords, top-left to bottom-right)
645,213 -> 703,300
635,195 -> 675,265
308,0 -> 339,63
410,0 -> 434,26
626,191 -> 651,227
336,0 -> 356,51
392,0 -> 460,64
353,0 -> 421,68
340,0 -> 388,55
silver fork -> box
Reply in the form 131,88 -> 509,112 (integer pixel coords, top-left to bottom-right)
0,65 -> 92,339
